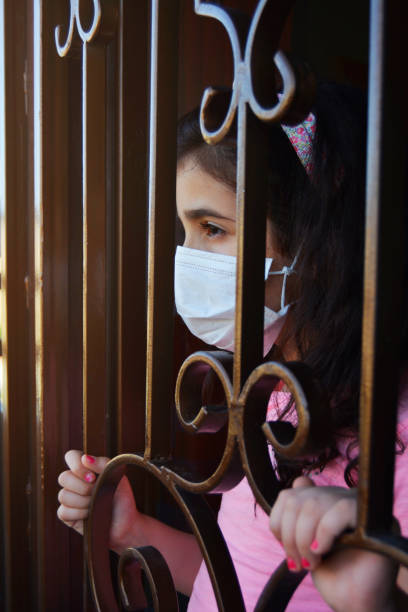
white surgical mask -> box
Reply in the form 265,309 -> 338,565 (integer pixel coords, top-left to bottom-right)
174,246 -> 297,354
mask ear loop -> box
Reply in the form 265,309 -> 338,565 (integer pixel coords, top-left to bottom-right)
267,251 -> 299,311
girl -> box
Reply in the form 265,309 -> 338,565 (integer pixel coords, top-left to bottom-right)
57,82 -> 408,610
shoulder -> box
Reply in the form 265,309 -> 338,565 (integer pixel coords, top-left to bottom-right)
397,365 -> 408,443
392,366 -> 408,533
266,388 -> 294,422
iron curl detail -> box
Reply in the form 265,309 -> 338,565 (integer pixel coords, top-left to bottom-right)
55,0 -> 102,56
173,355 -> 326,608
173,352 -> 329,504
118,546 -> 178,611
254,560 -> 307,612
175,350 -> 233,434
55,0 -> 118,57
87,453 -> 246,611
173,350 -> 245,494
194,0 -> 316,143
238,360 -> 328,514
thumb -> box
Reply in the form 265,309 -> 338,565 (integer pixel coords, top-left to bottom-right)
81,454 -> 110,474
292,475 -> 315,489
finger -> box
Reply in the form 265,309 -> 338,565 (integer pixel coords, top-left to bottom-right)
313,498 -> 356,556
81,454 -> 110,475
292,476 -> 315,489
57,504 -> 88,525
269,489 -> 290,543
64,450 -> 84,475
59,517 -> 84,535
294,497 -> 324,570
65,450 -> 95,483
58,470 -> 95,496
58,488 -> 91,509
279,493 -> 302,571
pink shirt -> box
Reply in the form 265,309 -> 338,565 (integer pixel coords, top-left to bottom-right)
188,374 -> 408,611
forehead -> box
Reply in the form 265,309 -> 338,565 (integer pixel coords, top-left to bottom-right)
176,160 -> 236,218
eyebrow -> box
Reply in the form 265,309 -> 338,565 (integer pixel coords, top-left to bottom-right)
183,207 -> 236,222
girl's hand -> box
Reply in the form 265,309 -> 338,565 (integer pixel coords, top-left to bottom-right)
57,450 -> 146,553
269,477 -> 398,612
57,450 -> 203,595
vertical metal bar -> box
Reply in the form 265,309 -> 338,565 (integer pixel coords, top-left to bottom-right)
0,2 -> 10,607
68,44 -> 87,612
0,5 -> 5,606
358,0 -> 406,531
0,4 -> 8,605
0,1 -> 32,609
82,42 -> 109,457
81,16 -> 117,612
33,1 -> 45,608
116,0 -> 149,455
233,101 -> 268,398
145,0 -> 179,460
33,1 -> 82,609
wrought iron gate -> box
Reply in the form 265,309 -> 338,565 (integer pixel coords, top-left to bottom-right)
1,0 -> 407,610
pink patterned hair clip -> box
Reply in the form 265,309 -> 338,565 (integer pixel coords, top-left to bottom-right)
281,112 -> 316,175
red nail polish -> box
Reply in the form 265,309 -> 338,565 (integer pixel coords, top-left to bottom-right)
85,455 -> 95,464
310,539 -> 319,551
301,558 -> 311,569
84,472 -> 95,483
287,558 -> 297,571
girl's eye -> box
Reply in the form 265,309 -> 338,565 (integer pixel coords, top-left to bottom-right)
200,221 -> 225,238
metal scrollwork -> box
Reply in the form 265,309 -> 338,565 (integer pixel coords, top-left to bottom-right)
173,349 -> 328,508
195,0 -> 299,143
55,0 -> 101,56
87,454 -> 246,611
175,351 -> 233,435
118,546 -> 179,611
174,350 -> 244,494
97,365 -> 318,608
239,360 -> 327,514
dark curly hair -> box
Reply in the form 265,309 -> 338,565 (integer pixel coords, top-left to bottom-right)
176,82 -> 408,486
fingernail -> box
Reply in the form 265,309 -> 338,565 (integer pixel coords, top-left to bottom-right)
84,472 -> 95,483
85,455 -> 95,464
310,539 -> 319,551
287,558 -> 297,571
301,558 -> 311,569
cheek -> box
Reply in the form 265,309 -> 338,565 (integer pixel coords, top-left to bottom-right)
199,236 -> 237,256
265,219 -> 280,259
182,227 -> 199,249
216,235 -> 236,256
265,275 -> 284,311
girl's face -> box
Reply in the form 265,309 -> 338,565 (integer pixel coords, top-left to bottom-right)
176,158 -> 289,312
